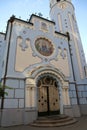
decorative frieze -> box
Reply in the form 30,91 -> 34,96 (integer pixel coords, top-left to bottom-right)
13,21 -> 33,30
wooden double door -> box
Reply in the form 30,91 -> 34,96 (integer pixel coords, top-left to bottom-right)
38,76 -> 60,116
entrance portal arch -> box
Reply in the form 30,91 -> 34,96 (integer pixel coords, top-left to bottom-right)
37,75 -> 60,116
25,66 -> 70,117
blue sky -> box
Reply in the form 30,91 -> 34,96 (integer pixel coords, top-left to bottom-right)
0,0 -> 87,61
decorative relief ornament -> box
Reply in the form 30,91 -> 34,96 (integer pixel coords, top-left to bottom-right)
60,49 -> 66,59
59,3 -> 67,9
19,40 -> 28,51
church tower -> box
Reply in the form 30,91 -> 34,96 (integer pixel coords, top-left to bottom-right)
50,0 -> 87,81
0,0 -> 87,127
50,0 -> 73,33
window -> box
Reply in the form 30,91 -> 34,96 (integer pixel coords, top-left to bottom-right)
41,22 -> 48,31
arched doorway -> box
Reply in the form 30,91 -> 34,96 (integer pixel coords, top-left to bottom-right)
37,75 -> 60,116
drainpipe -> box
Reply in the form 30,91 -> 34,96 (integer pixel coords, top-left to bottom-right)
67,32 -> 79,105
1,15 -> 15,110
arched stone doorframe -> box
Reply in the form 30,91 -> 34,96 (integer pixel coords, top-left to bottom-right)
24,66 -> 70,115
36,72 -> 64,115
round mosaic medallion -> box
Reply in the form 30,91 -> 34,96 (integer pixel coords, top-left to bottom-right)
35,38 -> 54,56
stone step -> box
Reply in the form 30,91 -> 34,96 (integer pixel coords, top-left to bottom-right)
30,115 -> 77,127
38,115 -> 68,120
35,117 -> 74,124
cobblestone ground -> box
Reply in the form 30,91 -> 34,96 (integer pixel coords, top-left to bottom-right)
0,116 -> 87,130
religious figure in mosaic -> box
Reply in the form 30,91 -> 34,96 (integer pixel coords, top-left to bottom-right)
35,38 -> 54,56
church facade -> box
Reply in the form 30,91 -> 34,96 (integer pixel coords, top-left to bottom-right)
0,0 -> 87,126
